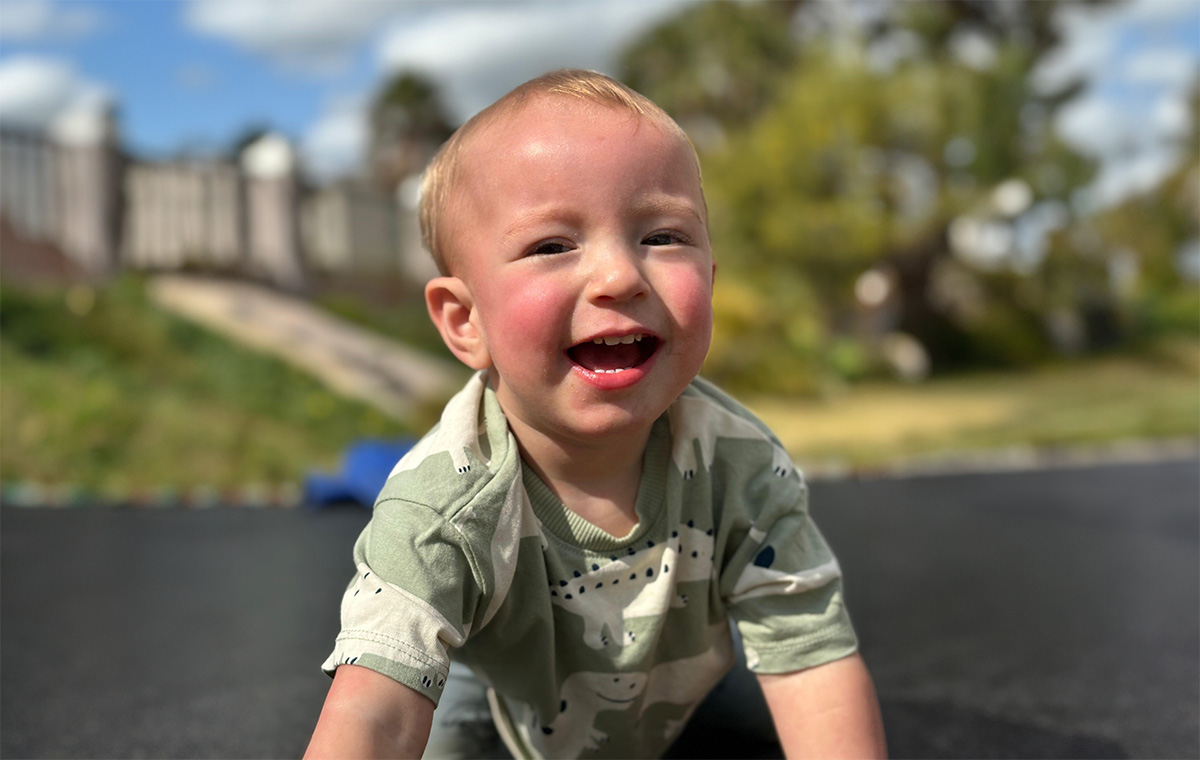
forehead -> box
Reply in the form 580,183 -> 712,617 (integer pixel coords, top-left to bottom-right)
456,95 -> 700,198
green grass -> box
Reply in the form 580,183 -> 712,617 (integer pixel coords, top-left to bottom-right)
316,289 -> 453,361
1,277 -> 411,491
749,338 -> 1199,469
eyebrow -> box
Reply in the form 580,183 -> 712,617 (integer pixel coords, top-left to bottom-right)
634,196 -> 706,227
501,209 -> 575,243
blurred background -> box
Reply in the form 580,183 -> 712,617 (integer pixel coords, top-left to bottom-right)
0,1 -> 1197,758
0,0 -> 1196,493
1,0 -> 1197,494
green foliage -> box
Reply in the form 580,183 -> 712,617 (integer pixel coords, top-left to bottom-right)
620,0 -> 1192,394
704,271 -> 827,394
620,1 -> 798,131
0,278 -> 409,489
371,72 -> 454,138
370,70 -> 455,187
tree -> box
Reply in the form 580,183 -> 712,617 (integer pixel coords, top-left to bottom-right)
1087,81 -> 1200,342
619,1 -> 801,150
369,72 -> 454,192
620,0 -> 1118,393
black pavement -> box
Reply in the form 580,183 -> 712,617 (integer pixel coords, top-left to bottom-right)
2,459 -> 1197,759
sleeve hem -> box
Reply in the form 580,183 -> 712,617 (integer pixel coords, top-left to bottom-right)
745,626 -> 859,674
335,629 -> 450,673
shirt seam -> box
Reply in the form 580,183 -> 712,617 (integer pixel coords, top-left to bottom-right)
375,495 -> 487,589
744,625 -> 853,654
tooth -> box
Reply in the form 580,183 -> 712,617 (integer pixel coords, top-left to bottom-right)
634,334 -> 644,342
603,336 -> 621,346
619,335 -> 635,344
593,338 -> 604,344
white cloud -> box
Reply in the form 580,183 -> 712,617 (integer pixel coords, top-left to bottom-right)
1086,145 -> 1184,210
288,1 -> 693,179
181,1 -> 698,179
301,94 -> 369,181
1152,93 -> 1192,140
1055,95 -> 1124,156
376,1 -> 692,121
185,0 -> 417,74
1123,47 -> 1197,87
1121,0 -> 1200,24
1039,0 -> 1199,207
0,55 -> 110,130
0,0 -> 105,41
1032,0 -> 1200,94
1031,3 -> 1121,95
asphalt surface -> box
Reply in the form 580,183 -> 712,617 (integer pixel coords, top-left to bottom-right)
2,459 -> 1197,759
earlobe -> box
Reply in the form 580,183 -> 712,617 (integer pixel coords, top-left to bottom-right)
425,277 -> 491,370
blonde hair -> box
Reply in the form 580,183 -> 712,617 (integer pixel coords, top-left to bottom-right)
418,69 -> 700,276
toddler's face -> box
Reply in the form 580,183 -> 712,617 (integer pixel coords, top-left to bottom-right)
450,97 -> 714,448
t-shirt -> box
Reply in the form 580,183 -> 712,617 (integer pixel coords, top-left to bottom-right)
322,372 -> 857,759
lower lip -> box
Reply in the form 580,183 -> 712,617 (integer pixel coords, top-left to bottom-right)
568,346 -> 660,391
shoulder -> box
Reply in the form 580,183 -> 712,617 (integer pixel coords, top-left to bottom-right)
376,371 -> 520,522
367,373 -> 526,573
676,376 -> 785,446
667,376 -> 798,481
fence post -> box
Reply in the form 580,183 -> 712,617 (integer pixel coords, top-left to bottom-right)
242,133 -> 306,291
51,101 -> 121,278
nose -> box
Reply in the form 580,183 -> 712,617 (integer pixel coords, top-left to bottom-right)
586,243 -> 648,303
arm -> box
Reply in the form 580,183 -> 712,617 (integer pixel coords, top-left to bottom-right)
757,653 -> 887,759
305,664 -> 434,760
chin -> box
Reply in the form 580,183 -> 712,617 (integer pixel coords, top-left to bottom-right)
565,401 -> 666,442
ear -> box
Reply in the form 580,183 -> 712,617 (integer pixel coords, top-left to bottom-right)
425,276 -> 491,370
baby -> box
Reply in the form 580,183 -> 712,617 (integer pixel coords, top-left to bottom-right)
306,70 -> 885,759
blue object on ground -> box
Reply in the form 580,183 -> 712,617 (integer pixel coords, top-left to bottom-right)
304,438 -> 415,509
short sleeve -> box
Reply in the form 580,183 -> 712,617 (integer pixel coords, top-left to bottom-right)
720,461 -> 858,674
321,496 -> 483,706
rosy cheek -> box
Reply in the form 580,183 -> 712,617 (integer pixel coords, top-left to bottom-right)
481,278 -> 572,360
670,271 -> 715,331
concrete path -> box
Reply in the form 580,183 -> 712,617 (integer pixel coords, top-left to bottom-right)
148,274 -> 463,419
3,460 -> 1197,758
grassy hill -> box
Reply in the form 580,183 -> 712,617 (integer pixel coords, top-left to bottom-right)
1,277 -> 411,492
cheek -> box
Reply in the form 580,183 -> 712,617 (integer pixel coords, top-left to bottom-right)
479,277 -> 573,361
666,269 -> 715,348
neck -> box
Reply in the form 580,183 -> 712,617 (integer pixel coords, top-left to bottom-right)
506,416 -> 651,537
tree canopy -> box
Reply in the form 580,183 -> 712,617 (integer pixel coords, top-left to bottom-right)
618,0 -> 1188,394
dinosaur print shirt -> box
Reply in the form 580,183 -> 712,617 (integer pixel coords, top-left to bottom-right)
322,372 -> 857,759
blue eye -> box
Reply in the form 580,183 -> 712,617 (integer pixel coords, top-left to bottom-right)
643,231 -> 688,246
530,240 -> 571,256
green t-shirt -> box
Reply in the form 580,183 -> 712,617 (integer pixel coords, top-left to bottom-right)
323,372 -> 857,759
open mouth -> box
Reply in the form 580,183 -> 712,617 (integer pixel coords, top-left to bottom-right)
566,333 -> 660,374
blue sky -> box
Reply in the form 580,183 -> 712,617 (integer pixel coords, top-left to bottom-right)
0,0 -> 1196,203
0,1 -> 375,156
